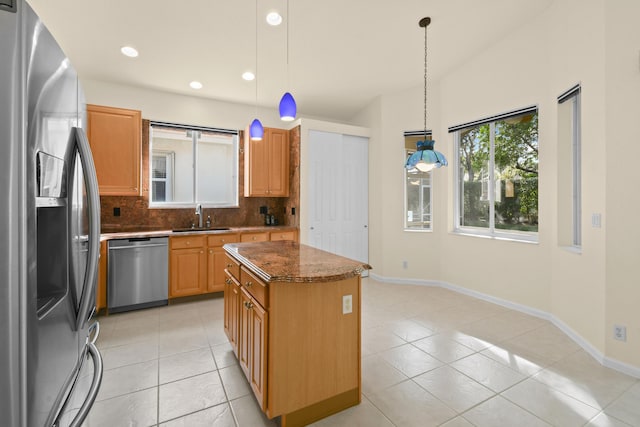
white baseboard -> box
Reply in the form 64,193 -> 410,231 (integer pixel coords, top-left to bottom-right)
368,273 -> 640,379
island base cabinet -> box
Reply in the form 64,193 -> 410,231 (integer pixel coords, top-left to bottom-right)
223,273 -> 240,355
267,277 -> 361,423
223,248 -> 363,427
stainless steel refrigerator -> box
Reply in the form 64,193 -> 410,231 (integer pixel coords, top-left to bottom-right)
1,0 -> 104,426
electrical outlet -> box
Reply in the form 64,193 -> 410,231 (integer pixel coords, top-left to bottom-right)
402,260 -> 408,269
614,325 -> 627,342
342,295 -> 352,314
113,207 -> 121,217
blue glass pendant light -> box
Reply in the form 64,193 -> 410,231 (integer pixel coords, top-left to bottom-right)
279,0 -> 297,121
279,92 -> 296,121
249,0 -> 263,141
406,17 -> 447,173
250,118 -> 264,141
406,139 -> 448,172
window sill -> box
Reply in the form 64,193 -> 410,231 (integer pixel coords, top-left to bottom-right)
560,245 -> 582,254
451,229 -> 538,244
404,228 -> 433,233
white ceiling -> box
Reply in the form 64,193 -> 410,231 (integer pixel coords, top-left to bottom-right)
27,0 -> 553,122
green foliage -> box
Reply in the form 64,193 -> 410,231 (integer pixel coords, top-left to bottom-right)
459,112 -> 538,232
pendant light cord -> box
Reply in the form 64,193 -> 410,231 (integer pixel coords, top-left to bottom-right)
423,21 -> 428,141
255,0 -> 258,115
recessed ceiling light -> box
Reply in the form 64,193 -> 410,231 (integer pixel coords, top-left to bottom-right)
190,81 -> 203,89
120,46 -> 139,58
242,71 -> 255,81
266,11 -> 282,26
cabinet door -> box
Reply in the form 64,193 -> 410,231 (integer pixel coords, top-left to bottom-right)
170,248 -> 206,297
266,128 -> 290,197
224,273 -> 240,356
244,127 -> 289,197
250,300 -> 268,410
86,104 -> 141,196
239,288 -> 252,379
207,248 -> 226,293
244,131 -> 269,196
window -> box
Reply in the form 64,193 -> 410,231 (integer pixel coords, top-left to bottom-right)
557,85 -> 581,248
404,132 -> 432,230
451,107 -> 538,240
149,122 -> 239,207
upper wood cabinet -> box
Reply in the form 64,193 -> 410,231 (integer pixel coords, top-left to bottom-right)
86,104 -> 142,196
244,127 -> 290,197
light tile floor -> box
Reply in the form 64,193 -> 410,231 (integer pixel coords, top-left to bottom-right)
85,278 -> 640,427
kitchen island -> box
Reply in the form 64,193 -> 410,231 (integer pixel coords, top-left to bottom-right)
223,241 -> 371,427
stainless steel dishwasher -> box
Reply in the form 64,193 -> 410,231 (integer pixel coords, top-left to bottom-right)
107,237 -> 168,313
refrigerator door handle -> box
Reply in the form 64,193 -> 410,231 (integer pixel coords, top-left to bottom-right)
68,342 -> 103,427
73,127 -> 101,331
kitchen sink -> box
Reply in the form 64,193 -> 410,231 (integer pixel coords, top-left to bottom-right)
172,227 -> 231,233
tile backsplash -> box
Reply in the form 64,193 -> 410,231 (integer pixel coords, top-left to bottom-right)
100,120 -> 299,233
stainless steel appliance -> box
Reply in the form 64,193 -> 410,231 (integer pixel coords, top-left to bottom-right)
108,237 -> 169,313
0,1 -> 103,426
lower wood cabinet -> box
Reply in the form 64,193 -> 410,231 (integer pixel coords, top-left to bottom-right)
224,270 -> 240,355
207,233 -> 239,293
168,228 -> 297,300
170,236 -> 207,297
225,255 -> 268,410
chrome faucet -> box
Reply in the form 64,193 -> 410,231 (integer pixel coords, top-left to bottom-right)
195,204 -> 203,228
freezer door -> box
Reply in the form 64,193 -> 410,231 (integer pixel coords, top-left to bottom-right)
0,3 -> 23,427
21,1 -> 86,426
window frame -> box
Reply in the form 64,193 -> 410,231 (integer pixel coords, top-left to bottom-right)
557,85 -> 581,249
148,122 -> 239,209
404,131 -> 433,232
452,107 -> 539,243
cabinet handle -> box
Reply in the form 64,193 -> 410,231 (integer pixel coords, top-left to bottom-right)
225,278 -> 232,285
186,241 -> 190,245
200,250 -> 203,254
221,239 -> 225,243
245,281 -> 253,287
209,250 -> 213,254
226,264 -> 233,268
244,301 -> 253,309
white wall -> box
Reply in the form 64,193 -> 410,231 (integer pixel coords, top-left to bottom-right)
354,0 -> 640,372
604,0 -> 640,369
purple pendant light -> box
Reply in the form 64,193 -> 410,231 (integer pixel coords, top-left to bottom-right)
279,0 -> 297,121
249,0 -> 262,140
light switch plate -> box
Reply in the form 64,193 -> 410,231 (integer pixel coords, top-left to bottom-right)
342,295 -> 352,314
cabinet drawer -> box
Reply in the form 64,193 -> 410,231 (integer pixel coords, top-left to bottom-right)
225,253 -> 240,281
208,233 -> 240,247
240,266 -> 267,308
171,235 -> 206,249
270,231 -> 295,241
241,232 -> 269,243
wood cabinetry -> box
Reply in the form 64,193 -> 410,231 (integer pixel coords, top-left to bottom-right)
244,127 -> 290,197
169,236 -> 206,297
224,243 -> 364,426
241,231 -> 269,243
225,259 -> 268,410
224,260 -> 241,355
96,240 -> 107,311
269,230 -> 296,241
207,233 -> 239,293
86,104 -> 142,196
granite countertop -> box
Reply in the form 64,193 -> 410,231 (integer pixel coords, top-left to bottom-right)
100,225 -> 297,241
223,241 -> 372,283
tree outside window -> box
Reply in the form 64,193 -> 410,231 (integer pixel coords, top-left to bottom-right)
456,110 -> 538,237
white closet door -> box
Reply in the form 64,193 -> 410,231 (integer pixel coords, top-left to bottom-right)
308,130 -> 368,264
